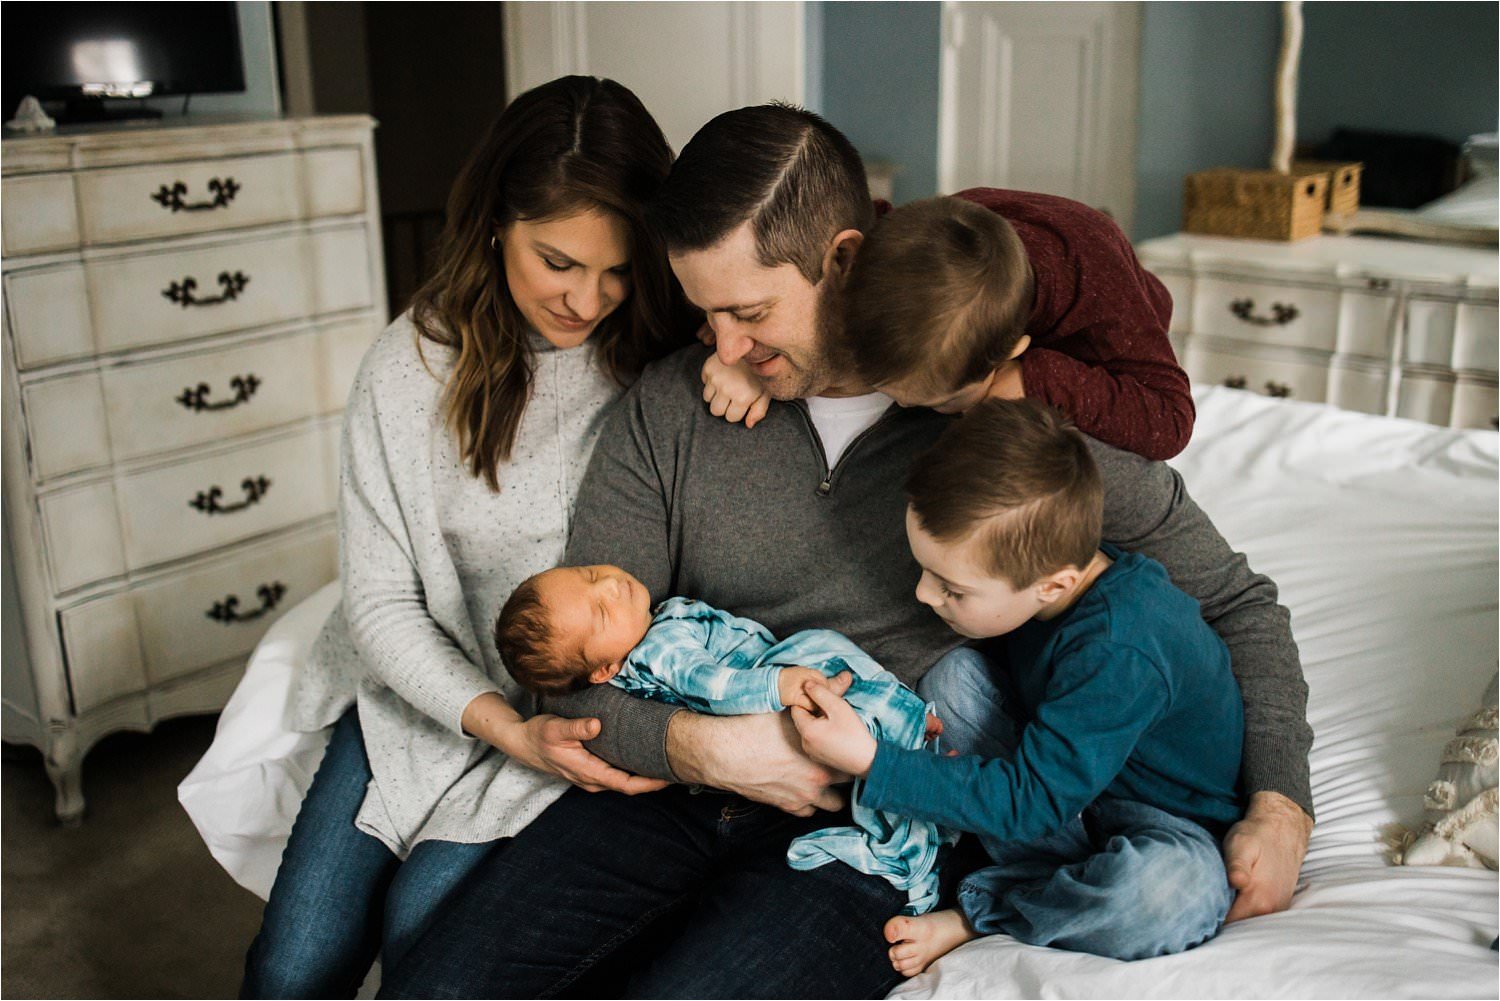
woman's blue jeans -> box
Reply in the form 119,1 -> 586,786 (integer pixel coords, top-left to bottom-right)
919,647 -> 1234,961
241,708 -> 497,999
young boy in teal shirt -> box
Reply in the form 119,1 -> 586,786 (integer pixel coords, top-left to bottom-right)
792,399 -> 1243,976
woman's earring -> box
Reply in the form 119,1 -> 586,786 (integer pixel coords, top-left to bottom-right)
489,235 -> 499,251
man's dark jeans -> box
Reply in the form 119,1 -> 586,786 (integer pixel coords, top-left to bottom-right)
378,784 -> 907,999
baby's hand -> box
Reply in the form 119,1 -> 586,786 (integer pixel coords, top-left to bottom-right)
924,712 -> 944,742
777,666 -> 827,712
789,676 -> 878,778
702,354 -> 772,428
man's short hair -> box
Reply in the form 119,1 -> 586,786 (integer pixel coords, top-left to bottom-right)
649,103 -> 876,283
906,400 -> 1102,588
495,575 -> 593,696
844,197 -> 1033,398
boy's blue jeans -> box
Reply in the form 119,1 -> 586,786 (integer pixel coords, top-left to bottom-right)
919,647 -> 1235,961
241,708 -> 497,999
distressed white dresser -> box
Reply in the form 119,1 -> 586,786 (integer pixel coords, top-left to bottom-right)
1,116 -> 386,821
1137,233 -> 1499,429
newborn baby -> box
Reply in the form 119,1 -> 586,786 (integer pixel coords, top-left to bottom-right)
495,563 -> 951,913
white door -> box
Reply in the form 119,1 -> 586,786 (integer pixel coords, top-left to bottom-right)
504,2 -> 805,155
939,2 -> 1141,232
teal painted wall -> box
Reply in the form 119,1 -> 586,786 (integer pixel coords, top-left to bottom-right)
1298,1 -> 1498,147
1133,2 -> 1282,240
819,1 -> 942,205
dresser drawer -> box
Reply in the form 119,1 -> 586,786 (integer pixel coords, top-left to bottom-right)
1191,276 -> 1341,352
19,317 -> 379,480
1452,377 -> 1499,430
1453,302 -> 1499,376
36,423 -> 338,590
133,528 -> 337,685
114,424 -> 338,571
1396,371 -> 1456,426
1,174 -> 81,256
4,264 -> 96,368
86,233 -> 311,354
57,527 -> 337,712
1326,360 -> 1388,415
77,153 -> 301,246
82,224 -> 373,356
1185,340 -> 1329,403
58,592 -> 146,714
1334,290 -> 1398,361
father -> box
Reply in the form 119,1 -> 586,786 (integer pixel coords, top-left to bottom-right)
381,105 -> 1314,998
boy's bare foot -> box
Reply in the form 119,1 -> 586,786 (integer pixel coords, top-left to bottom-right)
884,909 -> 979,978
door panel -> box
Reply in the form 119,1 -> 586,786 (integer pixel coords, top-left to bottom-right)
940,2 -> 1140,231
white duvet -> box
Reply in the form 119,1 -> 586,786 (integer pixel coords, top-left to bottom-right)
180,387 -> 1500,999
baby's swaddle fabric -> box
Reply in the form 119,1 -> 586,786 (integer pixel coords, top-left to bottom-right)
613,597 -> 950,913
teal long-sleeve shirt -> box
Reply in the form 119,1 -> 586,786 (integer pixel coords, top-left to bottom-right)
862,549 -> 1244,844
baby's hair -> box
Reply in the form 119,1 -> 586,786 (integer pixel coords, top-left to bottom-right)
843,196 -> 1033,399
906,399 -> 1102,588
495,573 -> 594,696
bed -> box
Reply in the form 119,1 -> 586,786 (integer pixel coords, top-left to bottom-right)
180,385 -> 1500,998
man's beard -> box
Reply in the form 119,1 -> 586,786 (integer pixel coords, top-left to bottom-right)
764,278 -> 851,400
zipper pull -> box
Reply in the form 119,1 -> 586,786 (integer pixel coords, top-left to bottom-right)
816,477 -> 832,496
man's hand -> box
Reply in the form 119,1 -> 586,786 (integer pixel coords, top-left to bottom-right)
789,677 -> 877,778
669,673 -> 857,817
1222,790 -> 1313,923
466,693 -> 668,795
701,354 -> 772,428
776,666 -> 827,711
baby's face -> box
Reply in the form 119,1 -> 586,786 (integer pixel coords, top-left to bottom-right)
536,565 -> 655,674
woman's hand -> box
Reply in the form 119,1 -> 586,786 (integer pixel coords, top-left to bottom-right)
789,675 -> 877,778
702,354 -> 772,428
463,692 -> 668,795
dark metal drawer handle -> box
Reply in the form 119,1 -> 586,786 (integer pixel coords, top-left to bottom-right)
1222,375 -> 1248,389
1263,381 -> 1293,398
207,581 -> 287,624
163,271 -> 251,308
1230,298 -> 1299,326
151,177 -> 241,213
189,475 -> 271,515
176,374 -> 261,412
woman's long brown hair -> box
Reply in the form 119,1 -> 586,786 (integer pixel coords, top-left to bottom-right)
410,76 -> 693,489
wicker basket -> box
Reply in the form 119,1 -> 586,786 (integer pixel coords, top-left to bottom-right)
1293,160 -> 1363,217
1183,168 -> 1327,241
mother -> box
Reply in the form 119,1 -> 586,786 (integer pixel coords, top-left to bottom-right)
241,75 -> 691,997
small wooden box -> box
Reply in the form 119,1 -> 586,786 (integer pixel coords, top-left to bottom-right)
1183,168 -> 1328,242
1293,160 -> 1363,217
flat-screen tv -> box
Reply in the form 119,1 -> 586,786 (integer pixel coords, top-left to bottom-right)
3,3 -> 246,123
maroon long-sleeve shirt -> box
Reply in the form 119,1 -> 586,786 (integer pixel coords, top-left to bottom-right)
962,188 -> 1194,459
879,189 -> 1194,460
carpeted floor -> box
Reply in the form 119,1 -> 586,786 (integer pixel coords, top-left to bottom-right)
2,715 -> 265,999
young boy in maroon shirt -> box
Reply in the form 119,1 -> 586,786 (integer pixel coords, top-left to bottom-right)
702,188 -> 1193,461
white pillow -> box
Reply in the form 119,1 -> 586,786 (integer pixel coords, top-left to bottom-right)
1399,675 -> 1498,869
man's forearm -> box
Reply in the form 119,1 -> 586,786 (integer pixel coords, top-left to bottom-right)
539,684 -> 682,781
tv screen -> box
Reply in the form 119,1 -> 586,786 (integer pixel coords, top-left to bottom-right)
3,2 -> 245,113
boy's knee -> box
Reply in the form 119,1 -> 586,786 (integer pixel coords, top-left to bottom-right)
1099,833 -> 1230,958
917,647 -> 993,704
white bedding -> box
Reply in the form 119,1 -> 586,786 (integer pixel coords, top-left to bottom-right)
180,386 -> 1500,998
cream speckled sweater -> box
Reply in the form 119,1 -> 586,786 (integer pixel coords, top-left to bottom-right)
292,314 -> 621,855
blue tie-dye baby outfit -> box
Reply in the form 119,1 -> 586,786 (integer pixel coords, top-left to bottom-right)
611,596 -> 950,913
